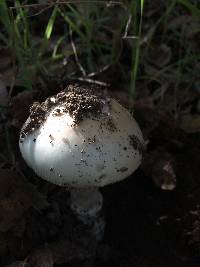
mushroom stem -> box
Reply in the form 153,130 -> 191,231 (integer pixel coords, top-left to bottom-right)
70,187 -> 105,240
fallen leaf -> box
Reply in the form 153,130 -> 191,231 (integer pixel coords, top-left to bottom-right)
0,232 -> 8,256
185,21 -> 200,39
167,15 -> 194,30
0,169 -> 22,199
141,148 -> 176,190
0,169 -> 48,232
0,80 -> 8,107
145,43 -> 172,68
0,195 -> 31,232
0,80 -> 8,132
4,261 -> 30,267
0,48 -> 12,74
50,238 -> 93,264
110,91 -> 133,108
8,90 -> 38,129
28,247 -> 54,267
180,115 -> 200,133
0,48 -> 15,87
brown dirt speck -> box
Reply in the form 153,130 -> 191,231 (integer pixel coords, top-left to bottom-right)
117,167 -> 128,172
129,134 -> 144,155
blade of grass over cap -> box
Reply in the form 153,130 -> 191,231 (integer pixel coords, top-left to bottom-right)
129,0 -> 144,108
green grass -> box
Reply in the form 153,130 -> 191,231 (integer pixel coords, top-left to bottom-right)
0,1 -> 145,91
0,0 -> 145,97
0,1 -> 40,89
129,0 -> 145,105
178,0 -> 200,17
0,0 -> 199,118
0,1 -> 128,89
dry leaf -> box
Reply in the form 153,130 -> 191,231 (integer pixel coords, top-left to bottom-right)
0,195 -> 31,232
8,90 -> 38,129
0,169 -> 48,232
0,232 -> 8,256
5,261 -> 30,267
0,48 -> 12,73
167,15 -> 194,30
0,169 -> 23,199
0,80 -> 8,132
110,91 -> 133,108
26,237 -> 94,266
0,48 -> 15,87
0,80 -> 8,107
28,248 -> 54,267
142,148 -> 176,190
180,115 -> 200,133
144,63 -> 160,77
145,43 -> 172,68
50,239 -> 92,264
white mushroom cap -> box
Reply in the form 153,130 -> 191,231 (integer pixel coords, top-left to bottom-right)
19,87 -> 144,188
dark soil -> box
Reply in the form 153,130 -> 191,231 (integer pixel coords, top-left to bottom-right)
103,133 -> 200,267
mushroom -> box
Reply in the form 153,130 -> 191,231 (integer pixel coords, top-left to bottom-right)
19,85 -> 144,240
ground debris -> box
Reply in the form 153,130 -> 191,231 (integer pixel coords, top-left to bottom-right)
5,261 -> 30,267
145,43 -> 172,68
141,148 -> 176,190
27,247 -> 54,267
0,168 -> 48,232
19,236 -> 96,267
8,90 -> 38,129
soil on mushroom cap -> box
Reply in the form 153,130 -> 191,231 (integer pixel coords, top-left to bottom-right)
129,134 -> 144,155
20,84 -> 111,137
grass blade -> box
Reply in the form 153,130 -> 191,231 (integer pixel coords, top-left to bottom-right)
178,0 -> 200,17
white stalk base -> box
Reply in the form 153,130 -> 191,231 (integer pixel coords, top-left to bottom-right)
70,187 -> 105,241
